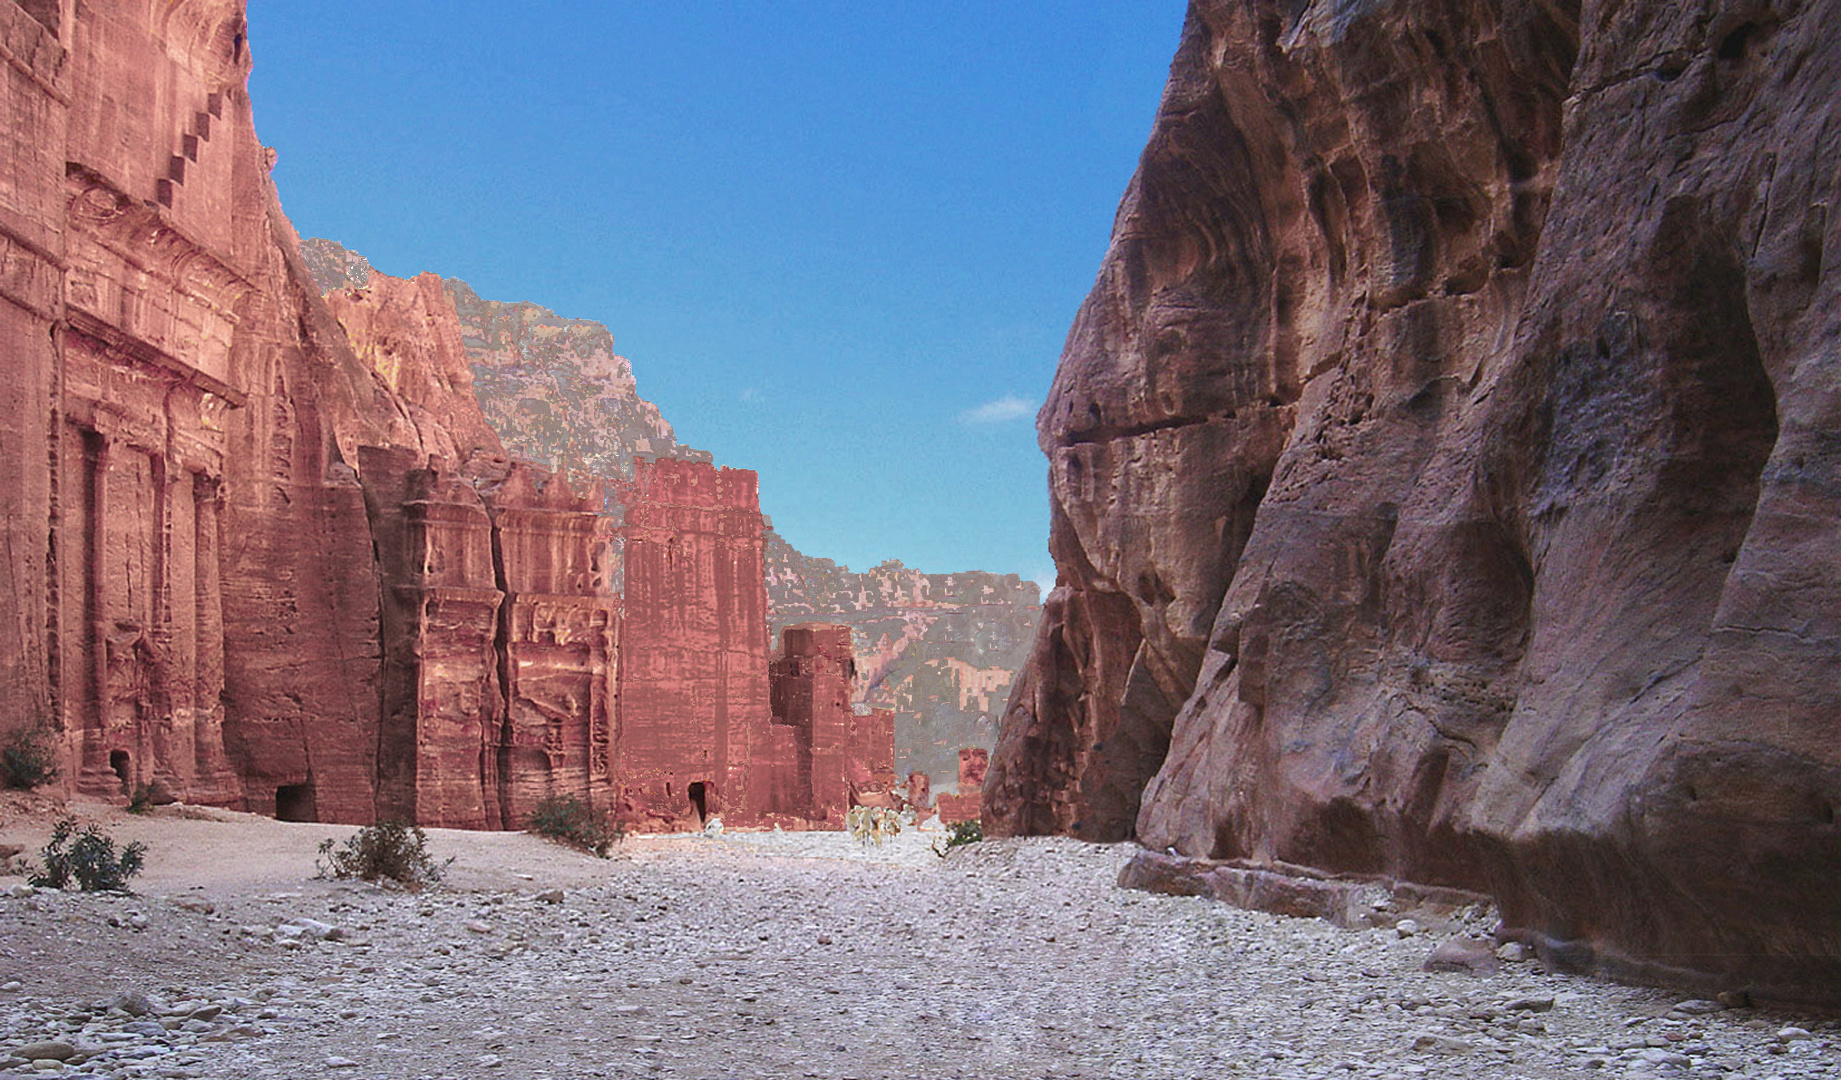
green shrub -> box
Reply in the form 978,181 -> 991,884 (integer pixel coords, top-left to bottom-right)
932,818 -> 983,858
525,794 -> 622,858
1,724 -> 59,790
316,821 -> 449,890
28,819 -> 145,892
126,782 -> 156,814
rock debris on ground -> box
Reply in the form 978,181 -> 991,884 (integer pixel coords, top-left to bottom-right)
0,805 -> 1835,1080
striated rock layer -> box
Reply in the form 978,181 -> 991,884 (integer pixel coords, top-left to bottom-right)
988,0 -> 1840,1003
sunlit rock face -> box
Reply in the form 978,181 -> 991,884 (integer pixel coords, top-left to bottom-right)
303,238 -> 709,485
0,0 -> 455,821
988,0 -> 1841,1004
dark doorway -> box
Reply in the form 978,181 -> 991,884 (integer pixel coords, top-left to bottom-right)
687,782 -> 709,822
275,783 -> 316,822
109,750 -> 130,786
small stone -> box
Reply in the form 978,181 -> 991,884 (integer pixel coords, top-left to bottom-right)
291,918 -> 337,941
0,981 -> 20,992
1670,999 -> 1723,1015
109,991 -> 155,1017
1422,937 -> 1500,976
325,1055 -> 360,1068
535,889 -> 565,904
1636,1048 -> 1691,1068
1395,918 -> 1421,938
1495,941 -> 1531,962
1715,989 -> 1752,1009
7,883 -> 33,898
1505,995 -> 1554,1012
1409,1033 -> 1473,1053
14,1043 -> 75,1063
477,1053 -> 503,1068
1777,1026 -> 1813,1042
464,920 -> 492,934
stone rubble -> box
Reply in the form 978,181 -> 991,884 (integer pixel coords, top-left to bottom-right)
1,834 -> 1836,1080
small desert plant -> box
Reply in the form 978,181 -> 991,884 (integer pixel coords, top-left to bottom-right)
125,782 -> 157,814
932,818 -> 983,858
28,818 -> 145,892
525,794 -> 622,857
316,821 -> 450,889
1,724 -> 60,790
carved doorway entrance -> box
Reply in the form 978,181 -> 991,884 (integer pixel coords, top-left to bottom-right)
275,783 -> 317,822
687,781 -> 710,822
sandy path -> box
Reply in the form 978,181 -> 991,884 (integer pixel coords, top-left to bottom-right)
0,801 -> 1835,1080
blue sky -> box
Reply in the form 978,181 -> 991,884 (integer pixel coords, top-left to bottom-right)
246,3 -> 1187,594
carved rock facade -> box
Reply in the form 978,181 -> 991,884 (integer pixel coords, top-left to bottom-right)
988,0 -> 1841,1004
0,0 -> 879,835
766,624 -> 898,824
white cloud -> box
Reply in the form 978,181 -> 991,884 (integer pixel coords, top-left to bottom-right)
958,394 -> 1035,425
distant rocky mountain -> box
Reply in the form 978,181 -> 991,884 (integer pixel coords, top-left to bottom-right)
302,239 -> 709,486
303,239 -> 1039,791
764,531 -> 1039,790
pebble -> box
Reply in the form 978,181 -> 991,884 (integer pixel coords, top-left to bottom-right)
13,1044 -> 73,1063
1422,937 -> 1501,975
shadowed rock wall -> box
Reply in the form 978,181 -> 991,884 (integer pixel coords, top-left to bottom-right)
988,0 -> 1840,1004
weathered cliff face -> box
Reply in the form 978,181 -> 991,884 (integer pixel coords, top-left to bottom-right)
0,0 -> 435,820
321,270 -> 506,464
764,533 -> 1040,791
302,238 -> 709,483
989,0 -> 1840,1003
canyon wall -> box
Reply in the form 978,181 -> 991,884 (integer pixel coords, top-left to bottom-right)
0,0 -> 455,820
302,241 -> 1044,799
0,0 -> 855,833
988,0 -> 1840,1004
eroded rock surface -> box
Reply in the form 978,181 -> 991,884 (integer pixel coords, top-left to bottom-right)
304,237 -> 707,481
0,2 -> 870,835
989,0 -> 1841,1004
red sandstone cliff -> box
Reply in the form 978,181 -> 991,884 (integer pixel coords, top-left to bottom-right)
0,0 -> 468,820
0,1 -> 764,835
302,240 -> 1044,802
987,0 -> 1841,1004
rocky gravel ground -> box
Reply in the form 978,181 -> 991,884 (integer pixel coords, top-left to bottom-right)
0,808 -> 1835,1079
